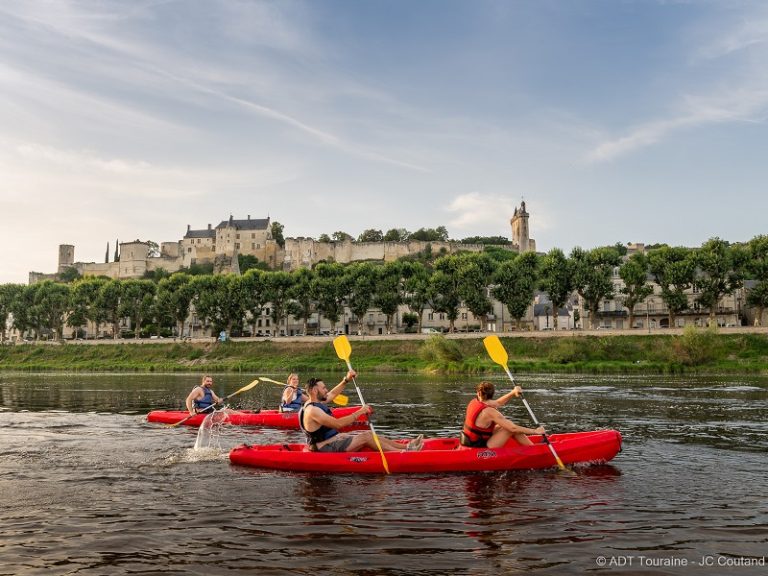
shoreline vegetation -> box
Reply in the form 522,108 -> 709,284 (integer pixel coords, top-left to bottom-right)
2,328 -> 768,374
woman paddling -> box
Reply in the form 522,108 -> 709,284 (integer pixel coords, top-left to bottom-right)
280,373 -> 308,412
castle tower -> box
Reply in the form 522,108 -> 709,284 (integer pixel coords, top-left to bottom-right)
58,244 -> 75,273
510,201 -> 531,252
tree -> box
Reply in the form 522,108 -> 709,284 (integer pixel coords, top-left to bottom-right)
571,246 -> 622,330
191,275 -> 247,336
402,261 -> 432,332
373,261 -> 404,334
430,255 -> 463,332
34,281 -> 71,340
69,278 -> 109,338
492,252 -> 539,330
746,235 -> 768,325
263,271 -> 294,335
619,252 -> 653,329
0,284 -> 23,341
345,263 -> 377,334
155,273 -> 195,337
119,279 -> 157,338
357,229 -> 384,243
287,268 -> 316,335
311,262 -> 348,333
383,228 -> 410,242
58,267 -> 81,283
695,237 -> 746,326
410,226 -> 449,242
460,236 -> 509,245
238,254 -> 269,273
242,269 -> 268,336
331,231 -> 353,242
647,246 -> 696,327
538,248 -> 574,330
457,253 -> 497,331
98,279 -> 123,339
271,221 -> 285,248
147,241 -> 160,258
318,233 -> 331,243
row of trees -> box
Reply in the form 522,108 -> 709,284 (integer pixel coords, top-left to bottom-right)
2,236 -> 768,341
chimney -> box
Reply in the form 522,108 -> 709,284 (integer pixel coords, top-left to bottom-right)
229,215 -> 233,225
208,223 -> 212,230
247,214 -> 251,220
187,224 -> 191,232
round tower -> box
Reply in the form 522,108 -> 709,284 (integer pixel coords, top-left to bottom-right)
58,244 -> 75,273
510,201 -> 530,252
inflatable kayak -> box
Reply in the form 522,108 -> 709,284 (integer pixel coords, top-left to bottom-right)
229,429 -> 622,474
147,406 -> 369,429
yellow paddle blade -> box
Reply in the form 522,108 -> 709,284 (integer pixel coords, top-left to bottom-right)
483,335 -> 508,367
232,379 -> 260,396
258,376 -> 283,386
333,335 -> 352,362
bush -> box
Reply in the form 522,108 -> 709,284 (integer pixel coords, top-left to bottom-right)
671,326 -> 721,366
419,335 -> 464,363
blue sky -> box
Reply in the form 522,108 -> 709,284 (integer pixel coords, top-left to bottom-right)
2,0 -> 767,283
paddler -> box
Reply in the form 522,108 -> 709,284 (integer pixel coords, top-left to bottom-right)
279,372 -> 308,412
300,370 -> 423,452
185,375 -> 223,415
460,381 -> 545,448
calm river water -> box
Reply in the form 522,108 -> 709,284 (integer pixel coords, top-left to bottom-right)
0,372 -> 766,575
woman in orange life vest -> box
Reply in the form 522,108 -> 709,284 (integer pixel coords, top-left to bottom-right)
460,381 -> 545,448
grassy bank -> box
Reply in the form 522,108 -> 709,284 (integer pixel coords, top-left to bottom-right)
2,329 -> 768,374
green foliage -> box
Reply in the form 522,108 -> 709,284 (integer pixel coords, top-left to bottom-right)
671,326 -> 722,366
383,228 -> 410,242
410,226 -> 449,242
271,221 -> 285,248
357,229 -> 384,242
419,335 -> 464,363
238,254 -> 270,273
58,267 -> 81,283
460,236 -> 509,245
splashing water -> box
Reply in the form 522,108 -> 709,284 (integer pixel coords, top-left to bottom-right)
193,409 -> 229,450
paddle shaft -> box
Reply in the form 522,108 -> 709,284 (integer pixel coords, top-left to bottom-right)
171,379 -> 258,427
500,364 -> 566,470
342,358 -> 391,474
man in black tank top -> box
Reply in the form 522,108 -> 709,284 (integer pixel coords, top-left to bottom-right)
300,372 -> 423,453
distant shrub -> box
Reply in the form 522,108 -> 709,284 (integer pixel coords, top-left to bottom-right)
671,326 -> 721,366
420,335 -> 464,363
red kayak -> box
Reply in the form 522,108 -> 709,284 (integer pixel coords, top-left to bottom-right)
147,406 -> 369,429
229,429 -> 622,474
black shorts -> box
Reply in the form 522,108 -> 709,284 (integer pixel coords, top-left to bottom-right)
459,432 -> 488,448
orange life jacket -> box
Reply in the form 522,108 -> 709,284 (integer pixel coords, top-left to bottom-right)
462,398 -> 495,445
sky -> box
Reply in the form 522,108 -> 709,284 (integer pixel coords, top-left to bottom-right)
2,0 -> 768,284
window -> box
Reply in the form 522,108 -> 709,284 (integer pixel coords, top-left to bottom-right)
251,243 -> 255,249
461,313 -> 468,320
235,243 -> 240,249
187,247 -> 192,253
252,233 -> 255,239
236,233 -> 240,239
428,313 -> 434,320
266,319 -> 271,327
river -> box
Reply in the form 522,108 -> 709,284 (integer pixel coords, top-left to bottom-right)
1,372 -> 766,575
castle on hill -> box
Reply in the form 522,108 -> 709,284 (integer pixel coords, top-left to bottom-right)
29,203 -> 535,283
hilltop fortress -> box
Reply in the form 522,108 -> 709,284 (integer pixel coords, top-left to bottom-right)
30,203 -> 535,283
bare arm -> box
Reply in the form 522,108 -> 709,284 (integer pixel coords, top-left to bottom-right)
185,387 -> 202,414
484,386 -> 522,409
486,407 -> 544,435
327,370 -> 355,403
305,404 -> 370,431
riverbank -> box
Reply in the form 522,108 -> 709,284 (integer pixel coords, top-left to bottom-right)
2,328 -> 768,373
